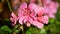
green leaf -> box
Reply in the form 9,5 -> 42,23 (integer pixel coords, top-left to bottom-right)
56,24 -> 60,32
1,26 -> 12,33
14,25 -> 19,29
26,31 -> 32,34
56,7 -> 60,22
40,29 -> 47,34
0,31 -> 5,34
15,30 -> 19,33
13,25 -> 19,31
26,27 -> 41,34
49,18 -> 55,23
13,25 -> 20,33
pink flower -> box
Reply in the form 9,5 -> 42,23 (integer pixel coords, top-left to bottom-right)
31,7 -> 49,29
10,0 -> 59,29
10,2 -> 49,29
44,0 -> 59,18
18,2 -> 36,25
10,12 -> 18,26
18,2 -> 49,29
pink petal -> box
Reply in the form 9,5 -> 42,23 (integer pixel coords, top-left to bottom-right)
32,21 -> 44,29
10,12 -> 17,18
43,15 -> 49,24
37,7 -> 46,16
28,17 -> 34,24
29,3 -> 38,11
19,2 -> 27,10
18,9 -> 24,17
23,17 -> 29,23
10,12 -> 17,25
49,13 -> 55,18
37,15 -> 49,24
44,0 -> 51,4
19,16 -> 26,25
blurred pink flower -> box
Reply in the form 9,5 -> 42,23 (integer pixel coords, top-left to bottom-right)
10,12 -> 18,26
44,0 -> 59,18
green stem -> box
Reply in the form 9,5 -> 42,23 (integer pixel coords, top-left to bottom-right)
7,0 -> 12,12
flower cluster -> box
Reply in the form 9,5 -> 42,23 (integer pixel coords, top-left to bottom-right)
10,0 -> 59,29
43,0 -> 59,18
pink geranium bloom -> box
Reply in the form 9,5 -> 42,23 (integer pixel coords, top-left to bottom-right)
18,2 -> 49,29
10,0 -> 49,29
18,2 -> 36,25
32,7 -> 49,29
44,0 -> 59,18
10,12 -> 18,26
10,0 -> 59,29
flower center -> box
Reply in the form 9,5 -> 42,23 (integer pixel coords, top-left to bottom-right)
24,7 -> 31,16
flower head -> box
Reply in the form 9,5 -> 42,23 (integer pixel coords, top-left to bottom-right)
18,2 -> 49,29
10,1 -> 52,29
